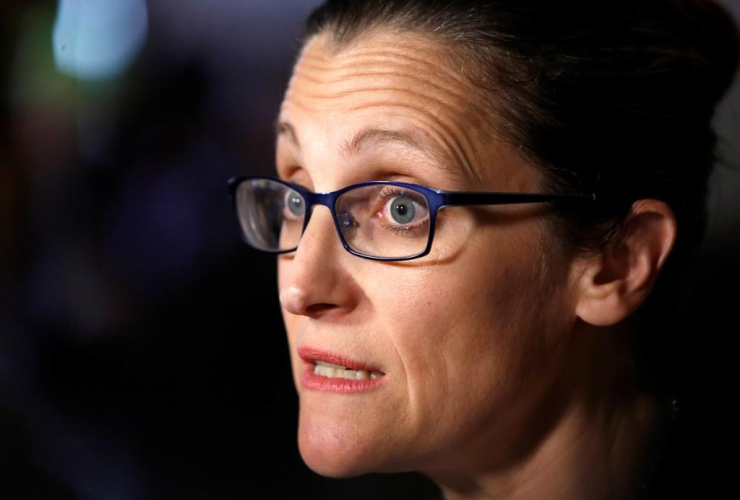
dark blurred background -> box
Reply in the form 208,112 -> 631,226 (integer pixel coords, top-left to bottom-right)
0,1 -> 738,499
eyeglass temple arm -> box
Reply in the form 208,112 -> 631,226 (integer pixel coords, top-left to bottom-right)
445,191 -> 597,206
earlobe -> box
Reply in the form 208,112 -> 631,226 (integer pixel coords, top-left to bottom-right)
574,199 -> 677,327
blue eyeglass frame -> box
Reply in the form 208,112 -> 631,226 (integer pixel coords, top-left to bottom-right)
227,174 -> 597,262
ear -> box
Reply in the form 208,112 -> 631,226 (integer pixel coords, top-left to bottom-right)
573,199 -> 678,327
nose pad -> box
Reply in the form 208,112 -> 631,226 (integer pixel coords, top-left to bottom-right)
296,203 -> 338,255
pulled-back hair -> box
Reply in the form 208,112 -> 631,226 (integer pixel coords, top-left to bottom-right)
297,0 -> 740,392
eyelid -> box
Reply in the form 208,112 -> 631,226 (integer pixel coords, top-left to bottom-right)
377,186 -> 430,216
289,182 -> 312,194
378,185 -> 427,202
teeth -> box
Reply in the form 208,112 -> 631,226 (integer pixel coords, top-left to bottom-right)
313,363 -> 383,380
315,360 -> 347,369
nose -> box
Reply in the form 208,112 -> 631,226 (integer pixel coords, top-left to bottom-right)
278,205 -> 356,318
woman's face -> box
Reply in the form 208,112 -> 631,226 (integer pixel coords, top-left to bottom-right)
276,31 -> 580,477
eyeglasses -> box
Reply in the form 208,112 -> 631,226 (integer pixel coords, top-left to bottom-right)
227,175 -> 596,261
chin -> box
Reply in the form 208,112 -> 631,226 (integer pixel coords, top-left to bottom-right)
296,411 -> 392,478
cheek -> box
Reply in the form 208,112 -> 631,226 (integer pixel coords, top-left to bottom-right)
370,228 -> 569,441
369,265 -> 510,397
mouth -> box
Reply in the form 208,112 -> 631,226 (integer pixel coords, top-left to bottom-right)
298,346 -> 386,381
313,360 -> 384,380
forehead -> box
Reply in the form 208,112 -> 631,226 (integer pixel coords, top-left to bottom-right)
285,31 -> 474,112
278,30 -> 539,191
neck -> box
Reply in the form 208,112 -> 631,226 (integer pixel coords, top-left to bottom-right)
425,320 -> 670,500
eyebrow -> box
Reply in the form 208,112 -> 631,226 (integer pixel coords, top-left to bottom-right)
340,128 -> 428,159
274,119 -> 454,172
275,120 -> 301,149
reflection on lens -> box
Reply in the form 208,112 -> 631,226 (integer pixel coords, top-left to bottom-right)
236,179 -> 304,252
337,210 -> 357,231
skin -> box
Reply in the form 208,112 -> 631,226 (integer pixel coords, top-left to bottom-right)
275,29 -> 677,500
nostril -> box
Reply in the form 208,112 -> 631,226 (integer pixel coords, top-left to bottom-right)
305,303 -> 337,316
279,284 -> 340,317
279,285 -> 336,317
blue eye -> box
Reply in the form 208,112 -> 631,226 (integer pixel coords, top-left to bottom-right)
384,196 -> 416,224
284,190 -> 305,218
378,187 -> 428,226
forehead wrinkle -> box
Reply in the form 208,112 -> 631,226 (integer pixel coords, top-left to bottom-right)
295,53 -> 470,102
284,78 -> 484,184
309,37 -> 473,87
289,70 -> 327,85
299,51 -> 465,87
297,48 -> 472,98
296,93 -> 485,181
340,101 -> 483,184
285,36 -> 489,184
293,69 -> 469,104
289,70 -> 480,145
280,97 -> 477,182
291,59 -> 489,151
348,41 -> 500,142
296,86 -> 464,113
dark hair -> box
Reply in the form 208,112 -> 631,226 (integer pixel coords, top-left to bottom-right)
297,0 -> 740,391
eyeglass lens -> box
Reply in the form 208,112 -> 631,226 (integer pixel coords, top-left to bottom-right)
235,179 -> 432,259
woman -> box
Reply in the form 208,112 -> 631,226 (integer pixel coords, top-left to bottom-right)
228,1 -> 739,499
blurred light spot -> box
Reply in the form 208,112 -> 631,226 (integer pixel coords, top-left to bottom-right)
52,0 -> 148,81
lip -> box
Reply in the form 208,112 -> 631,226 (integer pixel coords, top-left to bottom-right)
298,346 -> 386,394
297,346 -> 383,372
